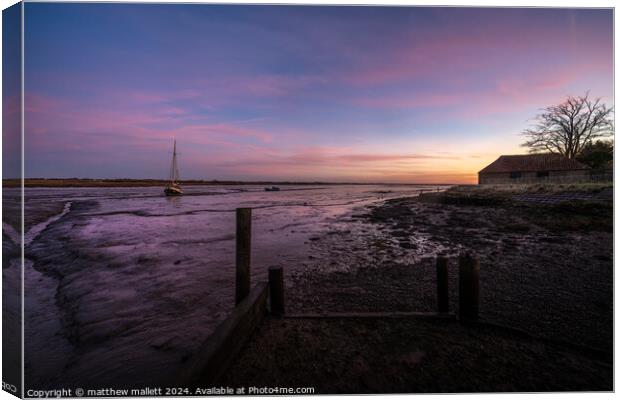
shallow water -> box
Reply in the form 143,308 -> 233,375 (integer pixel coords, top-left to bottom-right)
3,184 -> 448,389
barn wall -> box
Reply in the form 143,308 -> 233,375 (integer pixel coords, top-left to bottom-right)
478,170 -> 595,185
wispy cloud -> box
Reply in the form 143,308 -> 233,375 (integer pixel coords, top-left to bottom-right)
22,5 -> 613,182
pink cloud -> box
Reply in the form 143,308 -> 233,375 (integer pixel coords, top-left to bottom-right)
23,92 -> 277,164
241,75 -> 326,97
338,16 -> 611,90
338,153 -> 459,162
3,95 -> 21,158
128,91 -> 169,104
354,93 -> 463,109
171,123 -> 274,143
20,89 -> 505,183
350,58 -> 612,120
197,145 -> 463,179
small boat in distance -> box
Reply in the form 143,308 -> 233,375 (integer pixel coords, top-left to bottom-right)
265,186 -> 280,192
164,139 -> 183,196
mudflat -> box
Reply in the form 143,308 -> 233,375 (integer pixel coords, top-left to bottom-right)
236,183 -> 614,392
289,184 -> 613,352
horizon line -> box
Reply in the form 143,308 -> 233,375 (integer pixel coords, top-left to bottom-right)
4,177 -> 463,186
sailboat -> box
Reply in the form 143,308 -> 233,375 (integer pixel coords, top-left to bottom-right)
164,139 -> 183,196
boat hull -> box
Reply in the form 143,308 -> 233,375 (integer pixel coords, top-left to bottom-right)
164,186 -> 183,196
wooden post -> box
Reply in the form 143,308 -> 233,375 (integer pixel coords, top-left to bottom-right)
436,256 -> 449,313
235,208 -> 252,305
458,252 -> 480,321
268,267 -> 285,316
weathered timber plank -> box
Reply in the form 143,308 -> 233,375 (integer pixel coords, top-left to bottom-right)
177,282 -> 268,386
284,311 -> 456,320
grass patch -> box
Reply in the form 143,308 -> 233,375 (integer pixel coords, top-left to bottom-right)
529,201 -> 613,232
449,182 -> 613,196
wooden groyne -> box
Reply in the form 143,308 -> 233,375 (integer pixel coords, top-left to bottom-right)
235,207 -> 252,305
177,207 -> 485,386
176,204 -> 610,389
176,282 -> 269,386
177,208 -> 287,386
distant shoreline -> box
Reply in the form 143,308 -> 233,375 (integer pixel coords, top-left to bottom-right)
3,179 -> 460,188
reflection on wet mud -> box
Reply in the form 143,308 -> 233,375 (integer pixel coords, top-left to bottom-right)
3,184 -> 445,389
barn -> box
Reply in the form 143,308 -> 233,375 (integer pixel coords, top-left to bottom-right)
478,153 -> 591,185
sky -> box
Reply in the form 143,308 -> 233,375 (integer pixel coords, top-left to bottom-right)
15,4 -> 614,183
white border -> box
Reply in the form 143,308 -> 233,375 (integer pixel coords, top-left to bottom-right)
0,2 -> 616,400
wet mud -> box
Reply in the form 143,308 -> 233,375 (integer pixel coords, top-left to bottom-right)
4,185 -> 440,389
5,184 -> 610,390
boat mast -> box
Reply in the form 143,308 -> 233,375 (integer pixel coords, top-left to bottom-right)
169,139 -> 180,184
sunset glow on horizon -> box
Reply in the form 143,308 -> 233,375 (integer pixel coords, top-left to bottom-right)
15,4 -> 613,184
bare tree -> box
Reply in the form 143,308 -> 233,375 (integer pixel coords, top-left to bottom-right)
521,92 -> 614,159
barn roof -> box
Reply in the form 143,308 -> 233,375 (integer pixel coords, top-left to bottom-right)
479,153 -> 590,174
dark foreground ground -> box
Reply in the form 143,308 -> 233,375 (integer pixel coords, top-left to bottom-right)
218,317 -> 612,393
217,183 -> 613,393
